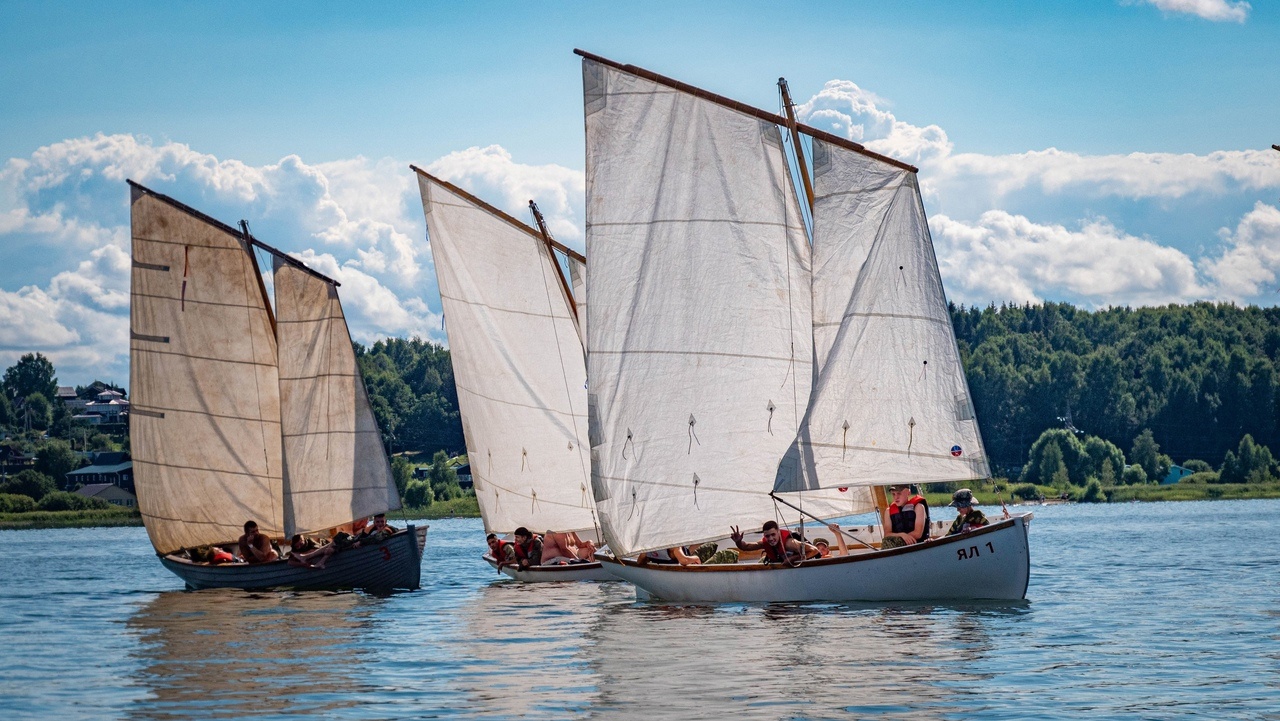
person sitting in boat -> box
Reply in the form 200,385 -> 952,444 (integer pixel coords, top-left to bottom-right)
288,534 -> 338,569
512,527 -> 543,570
880,485 -> 930,549
487,533 -> 518,571
945,488 -> 989,536
814,523 -> 850,558
353,513 -> 399,547
238,520 -> 278,563
565,531 -> 598,561
730,520 -> 816,565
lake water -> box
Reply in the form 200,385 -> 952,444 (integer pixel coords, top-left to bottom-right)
1,500 -> 1278,719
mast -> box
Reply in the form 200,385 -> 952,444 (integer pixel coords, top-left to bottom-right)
529,200 -> 581,328
778,78 -> 815,215
574,49 -> 917,173
240,221 -> 278,337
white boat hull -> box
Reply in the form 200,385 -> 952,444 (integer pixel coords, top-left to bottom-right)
159,525 -> 427,591
599,516 -> 1031,603
483,555 -> 616,582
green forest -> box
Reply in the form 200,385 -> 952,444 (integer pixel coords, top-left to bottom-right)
5,300 -> 1280,517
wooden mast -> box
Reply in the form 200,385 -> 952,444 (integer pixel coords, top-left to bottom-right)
529,200 -> 581,328
574,49 -> 918,173
778,78 -> 815,215
240,220 -> 278,337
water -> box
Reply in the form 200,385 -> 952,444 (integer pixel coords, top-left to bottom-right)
1,501 -> 1278,719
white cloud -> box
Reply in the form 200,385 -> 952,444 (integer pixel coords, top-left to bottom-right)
426,145 -> 584,245
932,211 -> 1207,307
1201,202 -> 1280,299
1137,0 -> 1250,22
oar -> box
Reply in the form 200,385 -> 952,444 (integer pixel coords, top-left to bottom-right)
768,492 -> 877,551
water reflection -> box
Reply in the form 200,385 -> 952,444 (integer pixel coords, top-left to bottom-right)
581,588 -> 1024,720
456,582 -> 607,719
126,590 -> 378,719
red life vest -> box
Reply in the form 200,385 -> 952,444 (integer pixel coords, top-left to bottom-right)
492,539 -> 512,560
761,529 -> 793,562
514,535 -> 540,561
888,496 -> 930,541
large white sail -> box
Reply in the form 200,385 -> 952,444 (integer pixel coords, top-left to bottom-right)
582,59 -> 866,558
567,255 -> 587,343
417,172 -> 595,535
275,260 -> 400,537
775,141 -> 990,492
128,185 -> 285,554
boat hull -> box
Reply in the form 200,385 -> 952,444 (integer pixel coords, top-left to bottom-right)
159,525 -> 427,591
599,516 -> 1031,603
483,555 -> 616,582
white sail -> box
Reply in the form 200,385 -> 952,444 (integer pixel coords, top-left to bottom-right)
418,173 -> 596,535
775,141 -> 990,492
582,59 -> 867,558
567,255 -> 587,344
128,186 -> 285,554
274,259 -> 400,537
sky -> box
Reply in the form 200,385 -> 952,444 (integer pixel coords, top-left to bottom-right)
1,0 -> 1278,387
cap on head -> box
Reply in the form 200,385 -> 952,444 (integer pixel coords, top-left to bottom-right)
949,488 -> 979,508
814,537 -> 830,548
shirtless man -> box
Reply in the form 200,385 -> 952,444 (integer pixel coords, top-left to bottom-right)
541,530 -> 583,565
238,520 -> 278,563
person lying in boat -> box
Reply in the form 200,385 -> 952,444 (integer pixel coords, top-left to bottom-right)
813,523 -> 850,558
541,530 -> 590,565
564,531 -> 598,560
288,534 -> 338,569
730,520 -> 817,564
353,513 -> 399,547
238,520 -> 279,563
188,545 -> 236,564
880,485 -> 930,549
945,488 -> 989,536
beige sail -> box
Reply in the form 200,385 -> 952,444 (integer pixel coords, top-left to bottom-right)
274,259 -> 400,537
775,140 -> 990,492
417,171 -> 595,536
567,254 -> 587,344
128,185 -> 284,554
581,58 -> 868,558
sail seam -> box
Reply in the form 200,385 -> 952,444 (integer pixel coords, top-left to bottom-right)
129,404 -> 281,424
132,235 -> 242,250
589,349 -> 796,363
278,373 -> 360,381
438,292 -> 567,320
594,474 -> 782,497
132,347 -> 277,368
130,291 -> 266,312
794,441 -> 980,461
280,430 -> 380,438
814,311 -> 950,328
587,219 -> 805,231
474,472 -> 593,509
455,383 -> 588,416
133,458 -> 281,479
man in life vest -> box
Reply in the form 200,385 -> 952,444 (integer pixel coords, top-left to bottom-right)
880,485 -> 930,549
487,533 -> 518,572
730,520 -> 817,565
511,527 -> 543,570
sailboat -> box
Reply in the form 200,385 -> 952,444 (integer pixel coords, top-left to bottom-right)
412,167 -> 612,582
128,182 -> 426,591
577,50 -> 1030,603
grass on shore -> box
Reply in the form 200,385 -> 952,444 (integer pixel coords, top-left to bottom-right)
0,507 -> 143,530
400,494 -> 481,520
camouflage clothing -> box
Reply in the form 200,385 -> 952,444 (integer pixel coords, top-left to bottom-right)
880,536 -> 907,550
694,542 -> 719,563
946,509 -> 989,536
704,549 -> 740,564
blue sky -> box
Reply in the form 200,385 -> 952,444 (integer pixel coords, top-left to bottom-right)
1,0 -> 1278,385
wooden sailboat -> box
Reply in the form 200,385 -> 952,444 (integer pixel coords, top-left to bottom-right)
577,50 -> 1030,602
412,167 -> 612,582
128,182 -> 425,591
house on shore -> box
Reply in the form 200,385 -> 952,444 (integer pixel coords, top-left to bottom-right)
75,483 -> 137,508
65,452 -> 133,492
1161,465 -> 1195,485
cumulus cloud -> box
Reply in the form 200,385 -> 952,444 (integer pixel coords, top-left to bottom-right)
0,134 -> 588,386
932,212 -> 1207,307
426,145 -> 585,245
1201,202 -> 1280,299
1135,0 -> 1250,22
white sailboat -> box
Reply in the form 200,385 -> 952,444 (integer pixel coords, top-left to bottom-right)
413,167 -> 612,582
128,182 -> 425,591
578,50 -> 1030,602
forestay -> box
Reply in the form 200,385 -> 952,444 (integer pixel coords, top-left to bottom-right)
582,59 -> 868,558
418,174 -> 595,535
129,186 -> 285,554
275,260 -> 400,537
775,140 -> 990,492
